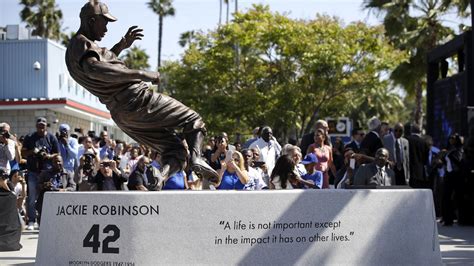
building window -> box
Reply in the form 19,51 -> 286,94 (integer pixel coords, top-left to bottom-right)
68,78 -> 73,93
59,74 -> 63,90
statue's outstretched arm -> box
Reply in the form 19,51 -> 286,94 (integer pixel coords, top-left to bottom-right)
110,26 -> 144,56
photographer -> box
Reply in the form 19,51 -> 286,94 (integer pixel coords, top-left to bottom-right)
0,122 -> 16,173
10,170 -> 27,217
37,154 -> 75,224
57,124 -> 79,175
93,159 -> 127,191
75,152 -> 99,191
0,168 -> 14,192
21,117 -> 59,230
0,167 -> 22,251
99,131 -> 115,160
77,136 -> 98,160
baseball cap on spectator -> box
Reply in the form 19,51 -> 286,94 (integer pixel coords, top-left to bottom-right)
301,153 -> 318,164
36,117 -> 47,125
59,124 -> 70,132
80,1 -> 117,22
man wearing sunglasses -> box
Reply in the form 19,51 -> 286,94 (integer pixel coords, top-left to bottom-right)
93,159 -> 127,191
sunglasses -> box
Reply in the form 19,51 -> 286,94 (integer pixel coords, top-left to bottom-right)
100,162 -> 111,167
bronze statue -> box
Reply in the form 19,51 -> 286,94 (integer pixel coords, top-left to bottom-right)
65,0 -> 218,180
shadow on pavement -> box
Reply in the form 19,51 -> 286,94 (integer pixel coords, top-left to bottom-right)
437,223 -> 474,265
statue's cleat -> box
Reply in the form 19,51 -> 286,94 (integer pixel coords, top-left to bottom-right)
160,161 -> 182,179
190,158 -> 218,181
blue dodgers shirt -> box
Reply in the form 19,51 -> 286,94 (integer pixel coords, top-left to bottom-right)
162,170 -> 186,190
303,171 -> 323,189
217,170 -> 245,190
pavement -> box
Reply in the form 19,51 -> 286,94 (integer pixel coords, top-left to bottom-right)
0,222 -> 473,265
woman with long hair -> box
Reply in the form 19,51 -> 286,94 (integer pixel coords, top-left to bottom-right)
270,154 -> 314,189
307,128 -> 337,189
212,151 -> 249,190
209,135 -> 229,170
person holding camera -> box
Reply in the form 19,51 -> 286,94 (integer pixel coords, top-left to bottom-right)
0,167 -> 23,251
75,152 -> 100,191
77,136 -> 98,160
128,156 -> 161,191
10,170 -> 27,217
93,159 -> 127,191
22,117 -> 59,230
0,168 -> 14,192
99,131 -> 115,160
0,123 -> 16,174
57,124 -> 79,175
37,154 -> 76,224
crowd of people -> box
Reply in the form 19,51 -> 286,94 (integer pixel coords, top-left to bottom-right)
0,116 -> 473,231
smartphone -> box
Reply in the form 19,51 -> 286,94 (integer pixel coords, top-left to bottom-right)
224,150 -> 233,162
349,158 -> 356,169
253,161 -> 265,167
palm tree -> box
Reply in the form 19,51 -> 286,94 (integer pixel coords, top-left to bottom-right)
219,0 -> 223,26
225,0 -> 230,23
178,30 -> 196,48
147,0 -> 176,69
20,0 -> 63,40
120,46 -> 150,70
364,0 -> 454,127
60,31 -> 76,47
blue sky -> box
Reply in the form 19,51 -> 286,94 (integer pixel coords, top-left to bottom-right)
1,0 -> 469,69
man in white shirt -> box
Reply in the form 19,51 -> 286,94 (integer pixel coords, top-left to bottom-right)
249,126 -> 281,176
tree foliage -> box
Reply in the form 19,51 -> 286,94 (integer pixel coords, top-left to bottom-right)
364,0 -> 457,126
120,46 -> 151,70
161,5 -> 406,139
19,0 -> 63,40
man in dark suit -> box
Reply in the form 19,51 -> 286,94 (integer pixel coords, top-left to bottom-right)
406,124 -> 430,188
345,128 -> 365,153
383,123 -> 410,185
353,148 -> 395,186
360,117 -> 384,158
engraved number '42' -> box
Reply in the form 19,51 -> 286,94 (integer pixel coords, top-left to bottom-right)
83,224 -> 120,254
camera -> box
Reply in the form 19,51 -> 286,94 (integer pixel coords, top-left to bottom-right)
82,153 -> 95,171
0,130 -> 10,139
59,129 -> 68,139
33,146 -> 49,159
0,167 -> 9,180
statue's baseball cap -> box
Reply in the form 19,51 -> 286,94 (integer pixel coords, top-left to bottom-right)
80,1 -> 117,22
